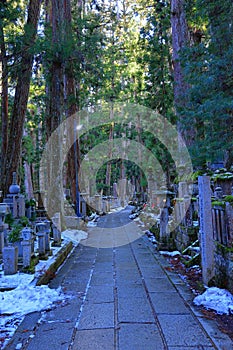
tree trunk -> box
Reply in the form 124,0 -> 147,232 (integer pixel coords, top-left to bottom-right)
0,21 -> 8,187
171,0 -> 195,147
44,0 -> 66,221
2,0 -> 42,194
65,0 -> 81,209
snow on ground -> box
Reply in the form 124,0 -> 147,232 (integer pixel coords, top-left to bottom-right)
0,270 -> 34,290
62,229 -> 88,245
0,282 -> 68,349
159,250 -> 181,257
0,284 -> 67,315
0,234 -> 75,349
87,221 -> 97,228
193,287 -> 233,315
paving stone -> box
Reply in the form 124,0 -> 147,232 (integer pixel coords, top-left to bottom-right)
117,284 -> 147,299
5,312 -> 41,350
118,296 -> 154,323
90,272 -> 114,286
144,277 -> 176,292
118,323 -> 164,350
26,322 -> 74,350
116,276 -> 143,286
149,292 -> 190,314
94,262 -> 114,272
140,266 -> 164,278
44,298 -> 83,321
158,314 -> 213,347
72,328 -> 114,350
77,302 -> 114,330
86,285 -> 114,303
116,270 -> 141,281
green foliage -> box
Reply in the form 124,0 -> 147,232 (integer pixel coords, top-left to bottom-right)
18,216 -> 30,227
5,212 -> 14,227
181,0 -> 233,167
211,201 -> 225,208
8,224 -> 22,243
224,196 -> 233,205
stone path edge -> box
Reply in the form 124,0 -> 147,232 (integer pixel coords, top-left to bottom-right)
33,241 -> 74,286
142,236 -> 233,350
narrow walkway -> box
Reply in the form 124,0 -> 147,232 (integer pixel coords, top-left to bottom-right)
6,208 -> 232,350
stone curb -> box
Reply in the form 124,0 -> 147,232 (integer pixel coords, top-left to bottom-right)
31,241 -> 74,286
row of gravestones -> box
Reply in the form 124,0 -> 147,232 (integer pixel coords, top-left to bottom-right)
1,217 -> 62,275
153,176 -> 233,291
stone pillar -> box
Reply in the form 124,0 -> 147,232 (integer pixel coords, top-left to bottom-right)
52,224 -> 61,246
80,193 -> 87,216
94,194 -> 101,213
22,240 -> 32,268
225,203 -> 233,247
119,179 -> 127,207
37,232 -> 46,256
0,230 -> 4,254
0,220 -> 4,254
3,246 -> 18,275
178,181 -> 188,198
198,176 -> 215,285
184,195 -> 193,227
113,182 -> 118,198
44,220 -> 51,252
160,206 -> 169,239
36,222 -> 47,256
17,195 -> 25,217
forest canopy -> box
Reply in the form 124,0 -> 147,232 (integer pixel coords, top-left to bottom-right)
0,0 -> 232,201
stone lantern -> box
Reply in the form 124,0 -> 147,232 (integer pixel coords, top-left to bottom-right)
3,172 -> 25,218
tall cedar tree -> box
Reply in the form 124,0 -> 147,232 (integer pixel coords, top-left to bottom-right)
1,0 -> 42,195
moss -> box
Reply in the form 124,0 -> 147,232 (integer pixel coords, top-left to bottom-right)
150,224 -> 160,241
224,195 -> 233,205
216,242 -> 233,254
182,253 -> 200,268
212,172 -> 233,182
211,200 -> 225,208
22,255 -> 39,274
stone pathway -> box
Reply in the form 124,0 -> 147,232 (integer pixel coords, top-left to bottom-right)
6,208 -> 232,350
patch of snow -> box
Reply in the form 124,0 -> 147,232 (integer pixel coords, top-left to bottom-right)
0,284 -> 66,315
159,250 -> 181,257
193,287 -> 233,315
62,229 -> 88,245
0,272 -> 34,290
87,221 -> 97,228
0,284 -> 68,348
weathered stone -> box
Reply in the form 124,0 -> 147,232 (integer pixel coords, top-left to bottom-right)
22,239 -> 32,268
3,246 -> 18,275
198,176 -> 215,285
0,225 -> 4,254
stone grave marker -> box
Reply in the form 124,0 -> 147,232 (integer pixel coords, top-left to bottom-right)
3,246 -> 18,275
198,176 -> 215,285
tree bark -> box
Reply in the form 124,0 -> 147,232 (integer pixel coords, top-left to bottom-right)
65,0 -> 81,208
0,20 -> 8,185
171,0 -> 195,147
2,0 -> 42,194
